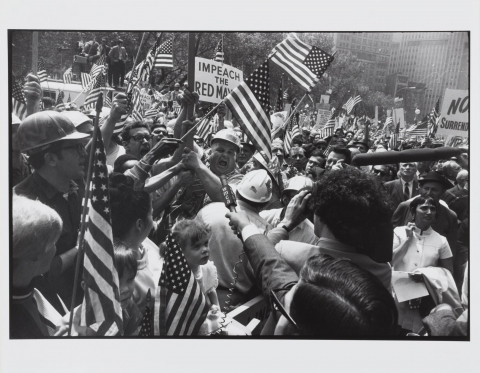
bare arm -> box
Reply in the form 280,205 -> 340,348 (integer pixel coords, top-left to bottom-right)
23,74 -> 42,117
392,224 -> 415,269
144,163 -> 184,193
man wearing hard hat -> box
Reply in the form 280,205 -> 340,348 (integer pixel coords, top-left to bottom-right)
197,169 -> 273,310
14,111 -> 90,312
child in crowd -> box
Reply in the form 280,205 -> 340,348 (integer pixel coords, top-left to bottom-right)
171,218 -> 220,312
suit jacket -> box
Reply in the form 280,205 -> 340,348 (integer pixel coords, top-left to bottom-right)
384,178 -> 419,209
108,45 -> 127,61
392,196 -> 458,257
443,185 -> 468,222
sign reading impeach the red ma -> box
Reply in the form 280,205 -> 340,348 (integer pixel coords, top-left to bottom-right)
195,57 -> 243,104
437,89 -> 469,143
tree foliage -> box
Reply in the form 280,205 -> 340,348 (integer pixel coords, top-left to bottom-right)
11,31 -> 394,113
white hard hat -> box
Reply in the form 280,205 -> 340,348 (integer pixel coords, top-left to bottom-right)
237,169 -> 272,203
211,129 -> 241,151
284,176 -> 313,193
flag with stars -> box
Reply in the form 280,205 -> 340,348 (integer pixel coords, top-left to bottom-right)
139,41 -> 159,83
284,98 -> 300,154
37,59 -> 48,82
84,73 -> 106,108
213,38 -> 224,63
12,75 -> 27,120
139,289 -> 153,336
428,98 -> 440,137
155,39 -> 173,69
55,90 -> 66,111
224,60 -> 272,160
63,66 -> 73,85
270,34 -> 334,92
155,234 -> 208,336
80,129 -> 123,336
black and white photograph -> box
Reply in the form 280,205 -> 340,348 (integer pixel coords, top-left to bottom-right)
2,0 -> 479,372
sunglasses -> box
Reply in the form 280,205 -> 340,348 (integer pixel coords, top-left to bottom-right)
372,168 -> 388,177
129,134 -> 152,142
270,288 -> 299,332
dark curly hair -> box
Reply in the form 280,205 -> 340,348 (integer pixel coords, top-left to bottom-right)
120,121 -> 151,143
108,173 -> 151,240
290,254 -> 397,337
312,167 -> 394,255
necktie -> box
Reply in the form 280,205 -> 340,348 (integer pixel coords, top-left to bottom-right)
404,183 -> 410,201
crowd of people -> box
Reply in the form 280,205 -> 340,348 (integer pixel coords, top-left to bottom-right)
11,72 -> 469,338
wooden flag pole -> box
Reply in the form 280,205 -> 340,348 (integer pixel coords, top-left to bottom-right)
32,32 -> 38,74
126,32 -> 148,90
67,93 -> 104,336
186,32 -> 196,120
180,102 -> 222,141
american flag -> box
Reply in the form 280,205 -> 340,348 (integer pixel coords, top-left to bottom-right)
81,72 -> 93,92
321,115 -> 336,139
213,38 -> 224,63
428,98 -> 440,137
139,41 -> 159,82
80,128 -> 123,336
144,107 -> 159,119
389,121 -> 400,150
12,75 -> 27,120
406,116 -> 428,137
155,39 -> 173,69
284,101 -> 300,154
270,34 -> 334,92
132,87 -> 143,121
196,103 -> 217,141
104,92 -> 112,108
139,289 -> 153,336
155,234 -> 208,336
37,59 -> 47,82
63,66 -> 73,84
90,55 -> 107,78
275,78 -> 284,111
344,95 -> 362,115
55,90 -> 65,111
84,73 -> 106,108
224,60 -> 272,160
283,88 -> 289,102
384,116 -> 393,129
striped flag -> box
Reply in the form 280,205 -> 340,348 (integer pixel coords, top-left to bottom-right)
428,98 -> 440,137
80,126 -> 123,336
37,59 -> 47,82
144,106 -> 159,119
321,116 -> 335,139
384,116 -> 393,129
55,90 -> 65,111
84,73 -> 106,108
63,66 -> 73,84
104,92 -> 112,108
196,117 -> 213,141
213,38 -> 224,63
270,34 -> 334,92
224,60 -> 272,160
406,116 -> 428,137
275,78 -> 284,111
155,39 -> 173,69
81,72 -> 93,92
344,95 -> 362,115
284,99 -> 300,154
389,121 -> 400,150
12,75 -> 27,120
139,41 -> 159,82
155,234 -> 208,336
131,87 -> 143,121
283,88 -> 289,102
90,55 -> 107,78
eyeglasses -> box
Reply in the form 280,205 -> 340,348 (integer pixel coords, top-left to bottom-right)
129,134 -> 152,142
372,168 -> 388,177
270,288 -> 299,332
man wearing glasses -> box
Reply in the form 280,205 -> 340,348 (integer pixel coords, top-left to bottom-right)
371,164 -> 392,184
14,111 -> 90,313
120,121 -> 153,160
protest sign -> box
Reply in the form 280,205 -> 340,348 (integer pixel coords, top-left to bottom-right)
437,89 -> 469,144
317,109 -> 331,127
195,57 -> 243,104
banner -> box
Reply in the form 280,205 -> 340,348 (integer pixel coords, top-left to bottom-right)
195,57 -> 243,104
392,108 -> 405,131
316,109 -> 331,127
437,89 -> 469,144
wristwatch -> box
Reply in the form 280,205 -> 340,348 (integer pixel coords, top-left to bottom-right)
276,223 -> 292,233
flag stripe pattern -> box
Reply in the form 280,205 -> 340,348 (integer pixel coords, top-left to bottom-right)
139,41 -> 158,82
224,60 -> 272,160
90,55 -> 107,78
428,98 -> 440,137
84,73 -> 106,108
37,59 -> 47,82
12,76 -> 27,120
344,95 -> 362,115
63,66 -> 73,85
80,130 -> 123,336
213,39 -> 224,63
406,116 -> 428,137
82,72 -> 93,92
155,40 -> 173,69
55,90 -> 65,111
156,234 -> 208,336
389,121 -> 400,150
284,98 -> 299,154
270,35 -> 334,92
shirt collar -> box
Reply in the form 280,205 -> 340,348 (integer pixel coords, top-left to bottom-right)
32,172 -> 80,200
401,178 -> 412,187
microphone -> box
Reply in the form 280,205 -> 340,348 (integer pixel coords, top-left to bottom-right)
220,174 -> 237,213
